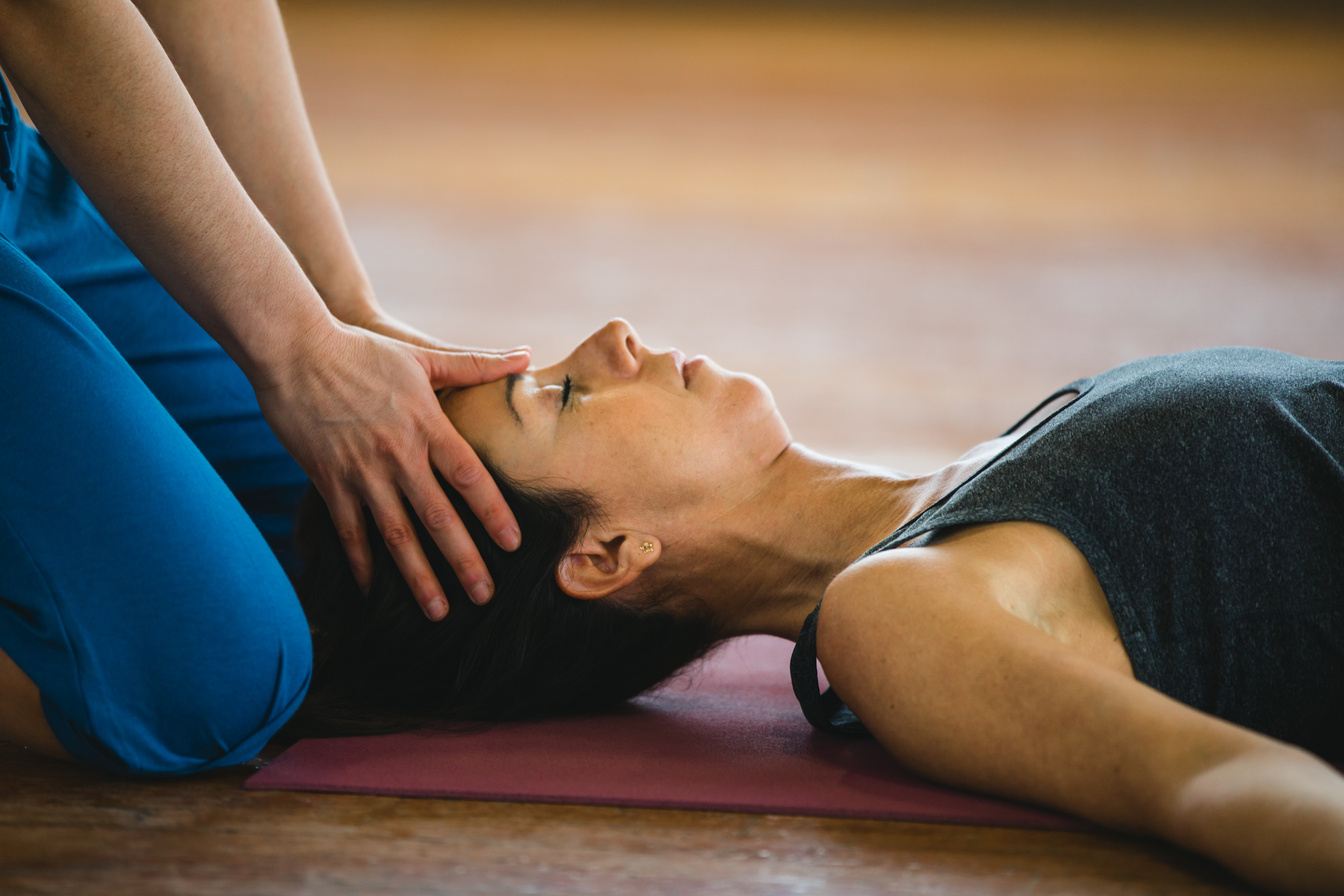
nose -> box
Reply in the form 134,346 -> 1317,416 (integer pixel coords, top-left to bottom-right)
591,318 -> 641,377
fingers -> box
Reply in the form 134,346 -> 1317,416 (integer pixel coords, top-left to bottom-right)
277,328 -> 526,619
421,346 -> 530,390
364,477 -> 463,621
325,490 -> 373,596
324,468 -> 497,621
429,414 -> 522,554
336,419 -> 517,618
360,314 -> 454,353
398,463 -> 499,611
326,485 -> 445,616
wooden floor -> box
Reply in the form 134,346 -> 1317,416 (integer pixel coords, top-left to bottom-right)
4,2 -> 1342,893
1,742 -> 1253,894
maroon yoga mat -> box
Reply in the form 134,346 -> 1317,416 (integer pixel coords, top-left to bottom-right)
247,635 -> 1085,830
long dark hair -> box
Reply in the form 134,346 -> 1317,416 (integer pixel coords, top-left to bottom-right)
284,468 -> 722,738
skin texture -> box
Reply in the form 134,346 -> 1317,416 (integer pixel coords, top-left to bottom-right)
0,0 -> 528,618
818,541 -> 1344,895
444,320 -> 1344,895
441,318 -> 793,601
0,651 -> 68,760
442,318 -> 1018,635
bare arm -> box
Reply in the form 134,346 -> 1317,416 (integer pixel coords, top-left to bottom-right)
817,550 -> 1344,895
130,0 -> 376,324
0,0 -> 326,378
0,0 -> 527,614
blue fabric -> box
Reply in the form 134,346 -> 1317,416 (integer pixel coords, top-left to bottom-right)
0,101 -> 312,775
0,79 -> 16,190
793,349 -> 1344,765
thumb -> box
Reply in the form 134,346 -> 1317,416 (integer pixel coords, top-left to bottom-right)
420,346 -> 531,389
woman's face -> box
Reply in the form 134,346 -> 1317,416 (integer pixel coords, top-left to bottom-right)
441,320 -> 791,531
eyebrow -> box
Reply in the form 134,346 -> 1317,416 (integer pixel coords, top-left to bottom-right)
504,373 -> 523,427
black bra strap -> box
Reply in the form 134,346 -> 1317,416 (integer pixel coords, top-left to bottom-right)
999,379 -> 1087,438
790,602 -> 870,737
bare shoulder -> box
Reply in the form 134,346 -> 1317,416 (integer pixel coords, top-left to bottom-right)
814,532 -> 1344,893
815,544 -> 979,692
814,538 -> 1274,835
814,543 -> 1008,767
821,522 -> 1131,679
815,527 -> 1043,692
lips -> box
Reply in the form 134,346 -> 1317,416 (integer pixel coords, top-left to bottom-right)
683,355 -> 705,386
670,349 -> 687,386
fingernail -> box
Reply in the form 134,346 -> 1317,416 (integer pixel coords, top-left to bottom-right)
426,597 -> 447,621
500,525 -> 521,551
470,582 -> 493,605
505,349 -> 530,360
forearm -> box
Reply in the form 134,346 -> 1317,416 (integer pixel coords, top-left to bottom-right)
0,0 -> 330,383
134,0 -> 378,321
1165,746 -> 1344,896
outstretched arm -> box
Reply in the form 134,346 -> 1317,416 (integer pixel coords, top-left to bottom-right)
0,0 -> 527,614
818,550 -> 1344,895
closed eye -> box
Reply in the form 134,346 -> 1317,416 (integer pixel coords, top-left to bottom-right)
560,374 -> 573,410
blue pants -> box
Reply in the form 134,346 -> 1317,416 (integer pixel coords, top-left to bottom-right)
0,85 -> 312,775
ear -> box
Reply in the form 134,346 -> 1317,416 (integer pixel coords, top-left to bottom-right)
555,530 -> 660,600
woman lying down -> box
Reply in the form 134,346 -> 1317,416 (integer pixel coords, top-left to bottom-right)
290,319 -> 1344,895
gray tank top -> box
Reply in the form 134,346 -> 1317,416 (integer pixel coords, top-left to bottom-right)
791,347 -> 1344,764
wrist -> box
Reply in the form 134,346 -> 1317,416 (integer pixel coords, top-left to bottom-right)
294,248 -> 381,327
223,266 -> 341,391
321,286 -> 382,328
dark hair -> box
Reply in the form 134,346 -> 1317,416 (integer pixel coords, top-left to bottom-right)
284,468 -> 723,738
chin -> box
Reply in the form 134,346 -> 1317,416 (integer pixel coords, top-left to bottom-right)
728,373 -> 791,458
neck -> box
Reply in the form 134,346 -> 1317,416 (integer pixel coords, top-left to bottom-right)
674,444 -> 949,641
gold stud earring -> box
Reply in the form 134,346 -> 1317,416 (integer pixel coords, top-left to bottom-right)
639,541 -> 655,554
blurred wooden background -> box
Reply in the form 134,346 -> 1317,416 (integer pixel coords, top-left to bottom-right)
291,0 -> 1344,472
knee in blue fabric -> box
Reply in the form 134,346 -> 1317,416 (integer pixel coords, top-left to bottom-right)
0,234 -> 311,777
40,568 -> 314,777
